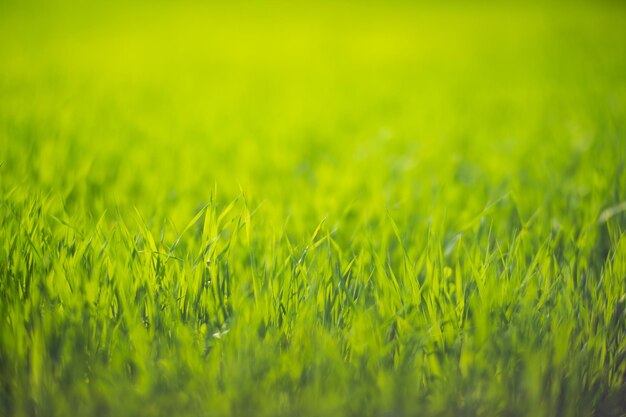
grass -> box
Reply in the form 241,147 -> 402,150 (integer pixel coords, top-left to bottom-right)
1,1 -> 626,416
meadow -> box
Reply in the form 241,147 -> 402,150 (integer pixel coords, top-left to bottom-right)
1,1 -> 626,416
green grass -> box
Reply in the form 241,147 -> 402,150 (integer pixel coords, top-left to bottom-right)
1,1 -> 626,416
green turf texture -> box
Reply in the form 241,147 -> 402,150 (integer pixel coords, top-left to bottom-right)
1,1 -> 626,416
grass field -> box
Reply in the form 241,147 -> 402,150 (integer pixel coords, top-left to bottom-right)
1,1 -> 626,416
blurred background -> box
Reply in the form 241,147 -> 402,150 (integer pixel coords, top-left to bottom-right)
1,0 -> 625,233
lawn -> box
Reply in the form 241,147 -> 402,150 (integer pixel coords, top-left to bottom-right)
1,1 -> 626,416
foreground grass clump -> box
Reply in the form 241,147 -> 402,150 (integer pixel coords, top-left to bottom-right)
1,1 -> 626,416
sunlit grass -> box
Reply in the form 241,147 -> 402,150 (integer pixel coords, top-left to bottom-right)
1,1 -> 626,416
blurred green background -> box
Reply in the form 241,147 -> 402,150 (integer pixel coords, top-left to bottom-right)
2,1 -> 624,230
